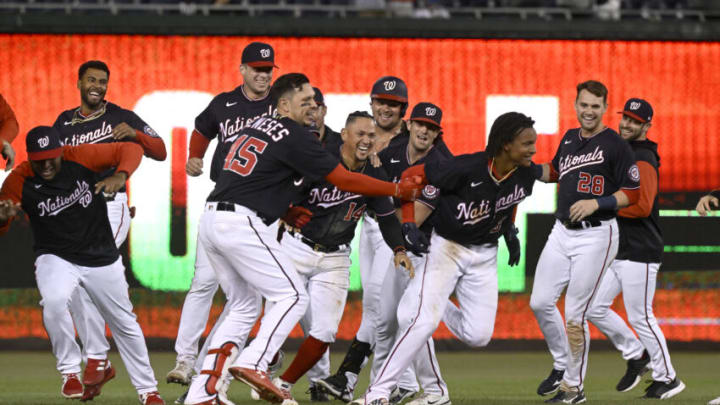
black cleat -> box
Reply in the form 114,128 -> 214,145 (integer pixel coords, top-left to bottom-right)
545,389 -> 586,404
315,374 -> 352,402
174,389 -> 188,405
616,350 -> 650,392
389,386 -> 417,404
537,369 -> 564,396
643,378 -> 686,399
307,383 -> 330,402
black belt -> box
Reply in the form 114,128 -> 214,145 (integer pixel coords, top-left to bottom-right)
214,202 -> 274,225
288,230 -> 343,253
103,192 -> 116,202
562,219 -> 602,230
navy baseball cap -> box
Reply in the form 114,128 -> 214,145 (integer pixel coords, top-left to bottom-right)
370,76 -> 408,104
26,126 -> 63,161
410,102 -> 442,129
241,42 -> 278,68
313,87 -> 324,106
619,98 -> 653,123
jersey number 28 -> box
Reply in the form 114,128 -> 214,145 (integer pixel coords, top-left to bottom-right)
577,171 -> 605,196
224,135 -> 268,176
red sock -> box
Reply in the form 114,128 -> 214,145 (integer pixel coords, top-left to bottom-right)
280,336 -> 329,384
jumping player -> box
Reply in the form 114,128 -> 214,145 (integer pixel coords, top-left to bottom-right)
529,80 -> 640,404
271,111 -> 412,401
0,126 -> 164,405
586,98 -> 685,399
180,73 -> 423,405
362,112 -> 541,405
168,42 -> 279,393
51,60 -> 167,400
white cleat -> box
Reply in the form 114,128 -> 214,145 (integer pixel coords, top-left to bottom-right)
167,360 -> 195,385
406,393 -> 452,405
708,396 -> 720,405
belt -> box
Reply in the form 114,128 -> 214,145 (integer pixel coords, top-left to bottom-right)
562,219 -> 602,230
210,202 -> 274,225
103,192 -> 116,202
288,230 -> 346,253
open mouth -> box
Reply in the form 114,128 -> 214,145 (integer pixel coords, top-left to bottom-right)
88,90 -> 103,102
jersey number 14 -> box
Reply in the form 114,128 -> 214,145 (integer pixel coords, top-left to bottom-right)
224,135 -> 268,176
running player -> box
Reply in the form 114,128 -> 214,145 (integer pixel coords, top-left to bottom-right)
529,81 -> 640,404
586,98 -> 684,399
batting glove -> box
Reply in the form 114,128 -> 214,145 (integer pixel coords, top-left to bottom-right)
504,224 -> 521,266
281,205 -> 313,229
402,222 -> 429,256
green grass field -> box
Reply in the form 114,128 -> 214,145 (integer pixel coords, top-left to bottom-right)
0,351 -> 717,405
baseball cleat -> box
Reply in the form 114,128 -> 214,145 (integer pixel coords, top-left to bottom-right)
544,388 -> 586,404
306,382 -> 329,402
139,391 -> 166,405
643,378 -> 686,399
367,399 -> 390,405
229,367 -> 287,404
167,360 -> 195,385
83,358 -> 112,386
389,386 -> 417,404
81,362 -> 116,401
251,350 -> 284,400
616,350 -> 650,392
174,389 -> 188,405
405,393 -> 452,405
218,373 -> 236,405
315,373 -> 353,402
708,395 -> 720,405
537,368 -> 564,396
349,397 -> 365,405
61,373 -> 83,399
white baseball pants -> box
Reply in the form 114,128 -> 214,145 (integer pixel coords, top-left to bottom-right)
185,203 -> 309,404
530,219 -> 619,390
371,253 -> 447,396
36,254 -> 158,394
587,260 -> 676,382
68,192 -> 130,362
366,233 -> 498,402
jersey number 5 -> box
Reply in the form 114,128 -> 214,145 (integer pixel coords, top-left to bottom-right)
223,135 -> 268,176
577,171 -> 605,196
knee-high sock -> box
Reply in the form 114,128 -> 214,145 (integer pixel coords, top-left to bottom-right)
281,336 -> 329,384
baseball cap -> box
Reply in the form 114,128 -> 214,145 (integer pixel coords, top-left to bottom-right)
241,42 -> 278,68
313,87 -> 324,106
409,102 -> 442,129
370,76 -> 408,104
619,98 -> 653,123
26,126 -> 63,161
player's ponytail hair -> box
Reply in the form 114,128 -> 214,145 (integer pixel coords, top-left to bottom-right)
486,112 -> 535,158
269,73 -> 310,108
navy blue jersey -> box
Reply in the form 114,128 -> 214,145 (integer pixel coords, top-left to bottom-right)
616,140 -> 663,263
208,116 -> 339,222
194,86 -> 275,182
320,125 -> 342,153
551,128 -> 640,222
298,143 -> 395,246
426,152 -> 538,246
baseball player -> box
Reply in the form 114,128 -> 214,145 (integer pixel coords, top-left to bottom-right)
169,42 -> 279,398
0,94 -> 19,171
0,126 -> 164,405
51,60 -> 167,400
529,81 -> 640,404
363,112 -> 541,405
586,98 -> 684,399
180,73 -> 423,405
270,110 -> 412,401
357,102 -> 453,405
310,87 -> 342,152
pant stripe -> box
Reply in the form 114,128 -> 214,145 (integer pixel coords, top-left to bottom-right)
368,258 -> 429,396
644,263 -> 671,380
247,216 -> 300,370
113,203 -> 125,244
426,340 -> 444,396
578,224 -> 614,388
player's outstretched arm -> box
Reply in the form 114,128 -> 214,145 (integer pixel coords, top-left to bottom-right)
536,163 -> 558,183
697,193 -> 720,216
325,164 -> 423,200
186,130 -> 210,176
112,122 -> 168,161
65,143 -> 144,179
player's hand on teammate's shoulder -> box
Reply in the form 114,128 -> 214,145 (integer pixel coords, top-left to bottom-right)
1,139 -> 15,171
569,199 -> 599,222
696,194 -> 719,216
393,249 -> 414,278
0,200 -> 20,222
186,157 -> 204,177
94,172 -> 128,195
370,152 -> 382,168
112,122 -> 137,140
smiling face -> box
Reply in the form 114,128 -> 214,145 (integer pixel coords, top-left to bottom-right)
341,117 -> 376,164
278,82 -> 317,126
370,98 -> 403,131
241,64 -> 273,98
408,120 -> 440,153
574,89 -> 607,134
503,127 -> 537,167
30,156 -> 63,181
77,68 -> 108,111
619,114 -> 650,142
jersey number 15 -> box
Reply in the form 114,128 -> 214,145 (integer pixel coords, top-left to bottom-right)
224,135 -> 268,176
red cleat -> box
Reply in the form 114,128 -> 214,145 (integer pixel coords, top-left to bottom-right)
229,367 -> 289,404
83,358 -> 112,386
139,391 -> 165,405
61,373 -> 83,399
81,363 -> 115,401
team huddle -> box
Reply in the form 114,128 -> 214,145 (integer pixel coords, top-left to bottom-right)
1,40 -> 718,405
